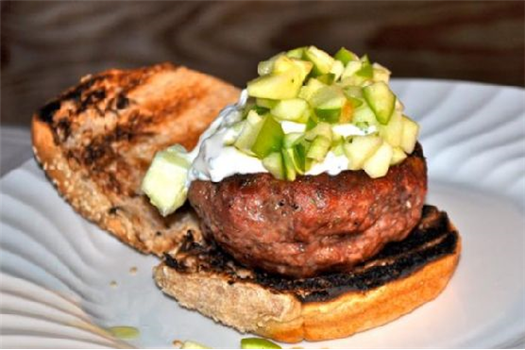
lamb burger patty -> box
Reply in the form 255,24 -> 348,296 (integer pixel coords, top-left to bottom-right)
188,144 -> 427,278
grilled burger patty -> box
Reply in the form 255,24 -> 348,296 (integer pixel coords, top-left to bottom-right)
188,144 -> 427,278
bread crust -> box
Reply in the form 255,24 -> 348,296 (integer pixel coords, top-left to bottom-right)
32,64 -> 239,255
154,209 -> 461,343
272,237 -> 460,342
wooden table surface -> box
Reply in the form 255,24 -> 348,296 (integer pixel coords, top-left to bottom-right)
1,1 -> 524,127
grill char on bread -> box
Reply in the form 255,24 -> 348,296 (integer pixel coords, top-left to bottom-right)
155,205 -> 460,342
31,63 -> 240,255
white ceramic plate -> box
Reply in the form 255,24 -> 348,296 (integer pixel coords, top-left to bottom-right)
1,80 -> 524,348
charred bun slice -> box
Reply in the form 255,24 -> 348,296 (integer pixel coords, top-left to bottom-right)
155,205 -> 461,342
31,64 -> 239,255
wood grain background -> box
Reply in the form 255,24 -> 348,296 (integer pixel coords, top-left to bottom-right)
1,0 -> 524,127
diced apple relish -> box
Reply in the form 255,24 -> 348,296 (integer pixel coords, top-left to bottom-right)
142,46 -> 421,216
241,46 -> 419,180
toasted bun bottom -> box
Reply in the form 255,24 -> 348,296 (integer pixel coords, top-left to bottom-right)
154,210 -> 461,343
266,240 -> 460,342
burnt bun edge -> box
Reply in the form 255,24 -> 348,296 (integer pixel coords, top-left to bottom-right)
155,205 -> 460,342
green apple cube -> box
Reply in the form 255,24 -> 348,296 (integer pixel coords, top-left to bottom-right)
363,141 -> 393,178
286,47 -> 306,59
356,55 -> 373,78
305,121 -> 332,141
281,148 -> 297,181
247,71 -> 302,99
380,111 -> 404,147
316,73 -> 336,85
256,98 -> 278,109
282,144 -> 308,176
251,115 -> 285,158
315,107 -> 342,124
347,96 -> 364,109
401,116 -> 420,153
299,78 -> 326,100
310,85 -> 346,124
262,152 -> 285,180
271,98 -> 308,121
330,60 -> 345,81
257,53 -> 283,76
343,85 -> 363,99
292,139 -> 311,173
273,56 -> 313,82
283,132 -> 303,148
291,59 -> 314,81
390,146 -> 407,165
331,132 -> 344,156
344,135 -> 382,170
306,135 -> 331,161
334,47 -> 359,64
297,107 -> 313,123
309,86 -> 345,106
352,104 -> 379,128
234,110 -> 264,153
363,82 -> 396,125
141,145 -> 191,216
341,60 -> 362,80
304,46 -> 335,76
372,63 -> 391,83
240,338 -> 282,349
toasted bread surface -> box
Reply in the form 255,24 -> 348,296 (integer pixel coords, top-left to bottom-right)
32,63 -> 240,255
154,205 -> 461,342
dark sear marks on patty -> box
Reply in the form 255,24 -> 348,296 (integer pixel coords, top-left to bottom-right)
188,144 -> 427,278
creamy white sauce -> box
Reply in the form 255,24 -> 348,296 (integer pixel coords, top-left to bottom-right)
187,89 -> 375,183
333,123 -> 377,137
307,152 -> 349,176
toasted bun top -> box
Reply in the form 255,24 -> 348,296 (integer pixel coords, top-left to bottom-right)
32,63 -> 239,254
